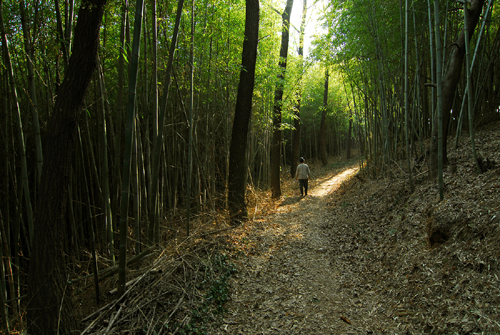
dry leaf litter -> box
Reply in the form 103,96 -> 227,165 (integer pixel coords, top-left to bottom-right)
79,121 -> 500,334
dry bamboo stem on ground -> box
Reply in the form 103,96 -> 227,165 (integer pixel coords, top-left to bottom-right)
81,246 -> 171,334
71,244 -> 158,285
104,303 -> 124,333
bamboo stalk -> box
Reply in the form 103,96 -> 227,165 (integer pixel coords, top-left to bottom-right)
119,0 -> 145,296
404,0 -> 414,192
434,0 -> 444,200
0,217 -> 10,333
463,0 -> 481,174
149,0 -> 185,243
71,244 -> 158,287
0,6 -> 35,244
78,127 -> 100,303
0,209 -> 18,319
20,0 -> 43,187
97,60 -> 115,263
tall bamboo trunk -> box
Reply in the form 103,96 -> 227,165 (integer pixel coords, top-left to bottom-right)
149,0 -> 184,242
291,0 -> 307,178
405,0 -> 414,192
0,4 -> 35,244
0,211 -> 9,332
346,118 -> 352,160
0,209 -> 17,319
77,126 -> 100,303
319,67 -> 329,165
20,0 -> 43,187
430,0 -> 485,176
118,0 -> 144,296
97,60 -> 115,262
270,0 -> 294,199
149,0 -> 159,243
433,0 -> 444,199
412,6 -> 424,156
186,0 -> 195,234
463,0 -> 481,173
112,1 -> 128,253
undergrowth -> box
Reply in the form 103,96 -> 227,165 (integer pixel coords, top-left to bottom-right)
171,254 -> 236,335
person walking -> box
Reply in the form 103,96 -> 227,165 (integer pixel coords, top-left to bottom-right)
295,157 -> 311,196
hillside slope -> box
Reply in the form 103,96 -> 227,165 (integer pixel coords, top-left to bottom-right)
325,121 -> 500,333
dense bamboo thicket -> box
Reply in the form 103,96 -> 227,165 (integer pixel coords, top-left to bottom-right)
0,0 -> 498,331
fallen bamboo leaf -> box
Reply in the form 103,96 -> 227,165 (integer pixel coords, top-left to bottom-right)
340,315 -> 351,324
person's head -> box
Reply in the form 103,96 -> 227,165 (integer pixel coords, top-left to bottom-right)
299,157 -> 305,163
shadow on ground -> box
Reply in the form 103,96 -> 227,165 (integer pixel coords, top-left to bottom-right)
279,196 -> 303,206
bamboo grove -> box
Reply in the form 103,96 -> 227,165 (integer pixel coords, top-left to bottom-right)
0,0 -> 499,332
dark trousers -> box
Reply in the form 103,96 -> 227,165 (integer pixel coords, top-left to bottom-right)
299,179 -> 308,195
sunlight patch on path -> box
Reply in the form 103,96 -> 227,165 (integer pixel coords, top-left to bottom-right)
311,167 -> 359,198
220,165 -> 364,334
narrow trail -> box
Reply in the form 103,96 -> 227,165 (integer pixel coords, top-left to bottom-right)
215,166 -> 362,334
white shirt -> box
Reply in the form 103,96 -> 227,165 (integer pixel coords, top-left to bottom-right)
295,163 -> 310,179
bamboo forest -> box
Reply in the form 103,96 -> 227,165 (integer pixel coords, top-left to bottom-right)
0,0 -> 499,332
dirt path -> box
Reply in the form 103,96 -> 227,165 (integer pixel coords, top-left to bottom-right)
214,166 -> 364,334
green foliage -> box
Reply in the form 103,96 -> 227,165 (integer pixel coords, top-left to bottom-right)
202,254 -> 236,312
173,254 -> 237,334
334,0 -> 400,76
293,63 -> 351,132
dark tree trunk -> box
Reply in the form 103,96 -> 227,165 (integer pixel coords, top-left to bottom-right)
291,105 -> 302,177
271,0 -> 294,198
347,118 -> 353,159
227,0 -> 259,222
319,68 -> 329,165
27,0 -> 106,333
430,0 -> 485,173
215,133 -> 228,207
291,0 -> 307,178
